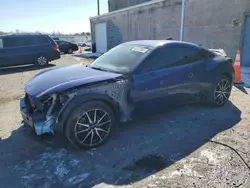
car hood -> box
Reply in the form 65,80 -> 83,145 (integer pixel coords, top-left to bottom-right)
25,65 -> 122,98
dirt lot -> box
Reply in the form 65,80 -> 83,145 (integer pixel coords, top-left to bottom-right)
0,55 -> 250,188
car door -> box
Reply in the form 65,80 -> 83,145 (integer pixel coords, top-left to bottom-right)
131,46 -> 206,110
180,48 -> 210,94
3,36 -> 38,66
14,36 -> 38,64
58,41 -> 69,52
1,36 -> 21,66
56,41 -> 63,51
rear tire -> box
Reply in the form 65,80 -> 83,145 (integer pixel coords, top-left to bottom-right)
65,101 -> 116,149
35,55 -> 48,67
208,75 -> 232,106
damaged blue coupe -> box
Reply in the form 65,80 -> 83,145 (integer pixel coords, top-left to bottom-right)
20,40 -> 234,148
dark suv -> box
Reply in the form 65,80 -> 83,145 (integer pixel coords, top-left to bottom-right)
0,34 -> 60,68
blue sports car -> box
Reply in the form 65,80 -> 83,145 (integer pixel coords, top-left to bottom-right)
20,40 -> 234,148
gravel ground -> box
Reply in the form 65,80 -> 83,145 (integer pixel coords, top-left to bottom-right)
0,55 -> 250,188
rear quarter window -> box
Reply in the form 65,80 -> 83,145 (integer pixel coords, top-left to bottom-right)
35,36 -> 50,44
200,49 -> 216,59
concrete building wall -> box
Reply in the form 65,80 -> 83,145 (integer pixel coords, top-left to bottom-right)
91,0 -> 250,58
91,0 -> 182,49
108,0 -> 154,12
184,0 -> 250,58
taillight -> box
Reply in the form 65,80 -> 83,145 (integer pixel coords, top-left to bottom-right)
52,45 -> 59,51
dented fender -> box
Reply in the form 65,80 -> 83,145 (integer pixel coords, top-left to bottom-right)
55,78 -> 133,134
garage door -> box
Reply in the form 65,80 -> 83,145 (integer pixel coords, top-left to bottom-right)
95,22 -> 107,53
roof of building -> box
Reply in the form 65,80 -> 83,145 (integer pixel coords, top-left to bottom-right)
124,40 -> 201,48
90,0 -> 167,20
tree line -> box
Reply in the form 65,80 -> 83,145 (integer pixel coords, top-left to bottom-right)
0,30 -> 91,36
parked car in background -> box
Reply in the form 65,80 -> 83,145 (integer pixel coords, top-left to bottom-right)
20,40 -> 234,149
85,40 -> 92,47
78,42 -> 85,47
56,40 -> 79,54
0,34 -> 60,68
78,40 -> 92,47
52,37 -> 60,41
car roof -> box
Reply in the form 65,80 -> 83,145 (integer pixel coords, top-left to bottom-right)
0,34 -> 48,38
124,40 -> 201,49
57,40 -> 70,43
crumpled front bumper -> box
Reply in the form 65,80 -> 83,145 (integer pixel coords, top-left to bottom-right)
20,96 -> 34,126
20,96 -> 55,135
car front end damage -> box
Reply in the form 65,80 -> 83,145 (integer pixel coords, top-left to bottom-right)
20,93 -> 63,135
20,78 -> 132,136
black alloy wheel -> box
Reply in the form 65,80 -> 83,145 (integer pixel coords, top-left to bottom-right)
65,101 -> 116,149
213,76 -> 232,106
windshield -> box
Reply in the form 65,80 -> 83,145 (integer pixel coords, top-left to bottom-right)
90,44 -> 152,74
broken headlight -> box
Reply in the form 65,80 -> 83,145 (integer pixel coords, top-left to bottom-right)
41,94 -> 68,111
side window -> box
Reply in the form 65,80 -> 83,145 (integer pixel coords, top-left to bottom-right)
3,37 -> 16,47
3,36 -> 37,47
61,41 -> 70,45
139,47 -> 169,72
62,41 -> 71,45
56,41 -> 62,45
52,37 -> 60,40
173,47 -> 201,66
58,41 -> 65,45
200,49 -> 216,59
0,39 -> 3,48
139,47 -> 204,73
18,36 -> 36,46
35,36 -> 50,44
57,41 -> 66,45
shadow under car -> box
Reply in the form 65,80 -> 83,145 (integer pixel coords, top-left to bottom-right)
0,101 -> 241,187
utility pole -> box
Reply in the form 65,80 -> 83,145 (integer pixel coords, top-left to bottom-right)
97,0 -> 100,15
180,0 -> 186,41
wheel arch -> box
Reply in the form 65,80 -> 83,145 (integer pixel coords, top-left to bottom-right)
218,58 -> 234,82
55,93 -> 120,134
221,72 -> 233,81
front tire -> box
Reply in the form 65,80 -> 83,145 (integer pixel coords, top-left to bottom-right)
210,75 -> 232,106
65,101 -> 116,149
